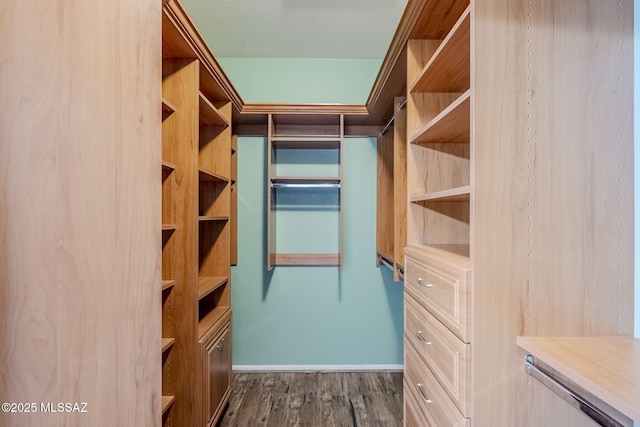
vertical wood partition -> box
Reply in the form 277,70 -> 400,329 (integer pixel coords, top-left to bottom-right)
0,0 -> 161,426
403,0 -> 633,425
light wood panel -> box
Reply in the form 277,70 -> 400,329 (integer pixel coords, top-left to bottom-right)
272,253 -> 342,266
376,97 -> 407,282
471,0 -> 633,425
0,0 -> 160,426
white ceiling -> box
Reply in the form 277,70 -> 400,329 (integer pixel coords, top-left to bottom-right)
182,0 -> 408,59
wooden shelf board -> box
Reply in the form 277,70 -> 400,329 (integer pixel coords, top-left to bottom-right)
271,176 -> 341,184
162,338 -> 175,353
161,395 -> 175,416
197,276 -> 229,300
162,224 -> 177,231
199,168 -> 230,183
161,280 -> 175,291
162,160 -> 177,172
162,97 -> 176,115
198,215 -> 229,222
377,249 -> 394,265
272,253 -> 342,266
406,243 -> 471,265
424,244 -> 470,259
198,306 -> 231,340
411,7 -> 471,93
411,90 -> 470,145
199,92 -> 229,127
517,336 -> 640,422
272,136 -> 341,149
410,185 -> 471,203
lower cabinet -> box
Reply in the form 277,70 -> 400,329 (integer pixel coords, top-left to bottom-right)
199,316 -> 232,427
404,248 -> 471,427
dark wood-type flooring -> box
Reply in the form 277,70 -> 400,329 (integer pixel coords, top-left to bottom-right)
218,371 -> 403,427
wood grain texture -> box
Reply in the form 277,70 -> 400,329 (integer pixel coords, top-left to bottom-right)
392,98 -> 407,279
162,58 -> 200,427
376,125 -> 395,262
219,371 -> 403,427
0,0 -> 161,425
517,336 -> 640,422
471,0 -> 634,425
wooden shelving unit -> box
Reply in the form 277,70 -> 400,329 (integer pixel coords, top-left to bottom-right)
376,96 -> 407,282
161,0 -> 236,426
266,114 -> 344,270
403,0 -> 633,426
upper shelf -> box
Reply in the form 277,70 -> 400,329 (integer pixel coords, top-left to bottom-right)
271,136 -> 341,149
199,92 -> 230,127
410,90 -> 470,145
199,167 -> 229,183
411,6 -> 471,93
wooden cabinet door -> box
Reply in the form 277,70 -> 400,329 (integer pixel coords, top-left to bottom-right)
205,326 -> 231,426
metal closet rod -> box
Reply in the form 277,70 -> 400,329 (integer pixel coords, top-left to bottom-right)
271,183 -> 341,189
524,356 -> 624,427
379,98 -> 408,137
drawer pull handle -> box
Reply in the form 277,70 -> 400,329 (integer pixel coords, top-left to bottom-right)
216,338 -> 225,352
416,383 -> 433,404
417,278 -> 433,288
416,331 -> 432,345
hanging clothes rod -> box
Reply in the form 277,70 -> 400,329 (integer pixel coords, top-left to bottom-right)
271,183 -> 341,189
379,98 -> 408,137
524,356 -> 624,427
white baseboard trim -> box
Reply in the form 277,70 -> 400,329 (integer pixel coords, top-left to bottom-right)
232,364 -> 404,372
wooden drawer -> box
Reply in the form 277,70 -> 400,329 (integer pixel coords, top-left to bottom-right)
405,251 -> 470,342
405,293 -> 470,416
404,338 -> 470,427
404,379 -> 434,427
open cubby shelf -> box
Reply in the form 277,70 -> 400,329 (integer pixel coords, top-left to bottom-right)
197,276 -> 229,300
410,6 -> 471,93
199,168 -> 229,183
162,224 -> 177,231
198,306 -> 231,340
162,160 -> 177,172
199,92 -> 229,127
410,90 -> 470,145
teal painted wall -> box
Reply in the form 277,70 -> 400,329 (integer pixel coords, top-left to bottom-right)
218,58 -> 381,104
231,137 -> 403,366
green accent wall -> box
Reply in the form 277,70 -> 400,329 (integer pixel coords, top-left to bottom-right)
219,58 -> 381,104
231,137 -> 403,366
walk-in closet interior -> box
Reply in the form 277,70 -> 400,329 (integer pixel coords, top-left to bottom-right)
2,0 -> 639,426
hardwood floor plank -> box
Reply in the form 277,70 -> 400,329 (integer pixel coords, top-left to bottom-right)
218,371 -> 403,427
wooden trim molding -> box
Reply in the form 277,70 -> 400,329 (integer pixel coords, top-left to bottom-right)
242,103 -> 368,116
366,0 -> 427,111
163,0 -> 243,110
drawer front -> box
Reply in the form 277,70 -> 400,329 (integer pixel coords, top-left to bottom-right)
405,293 -> 470,416
404,379 -> 433,427
405,254 -> 470,342
404,339 -> 470,427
